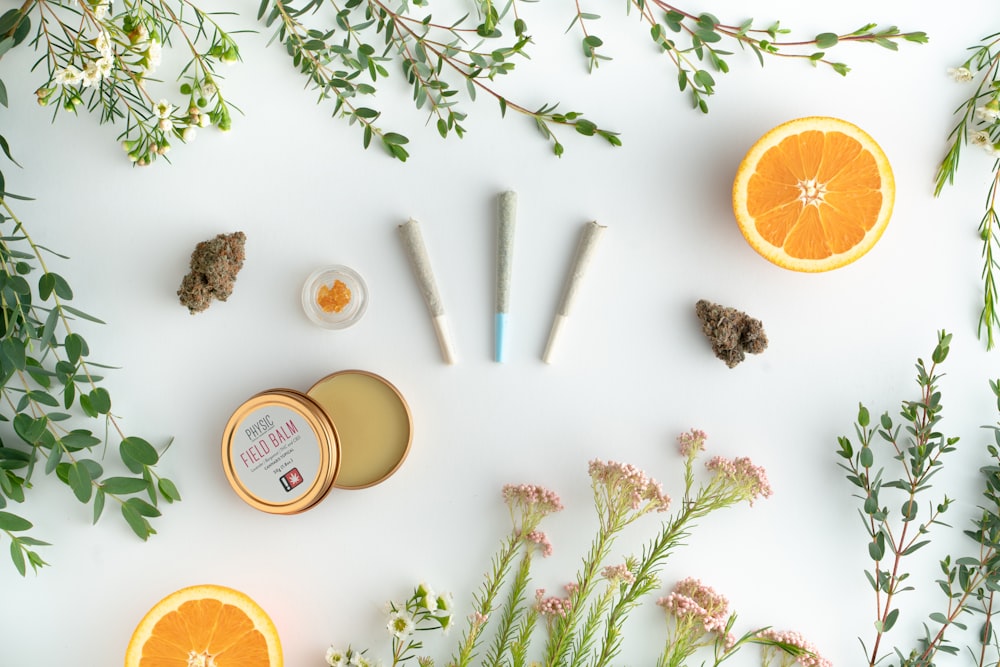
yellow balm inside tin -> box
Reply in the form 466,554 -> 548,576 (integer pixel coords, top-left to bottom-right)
307,370 -> 412,489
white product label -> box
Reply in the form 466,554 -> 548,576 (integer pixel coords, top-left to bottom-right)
230,404 -> 321,504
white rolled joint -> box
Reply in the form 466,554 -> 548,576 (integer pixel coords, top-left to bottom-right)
542,221 -> 606,364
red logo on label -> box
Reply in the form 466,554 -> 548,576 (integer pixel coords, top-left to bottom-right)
280,468 -> 303,492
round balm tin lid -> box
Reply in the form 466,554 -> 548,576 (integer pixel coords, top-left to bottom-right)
221,389 -> 341,514
306,370 -> 412,490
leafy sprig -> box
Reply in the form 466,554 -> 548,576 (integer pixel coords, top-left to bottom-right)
838,330 -> 1000,666
7,4 -> 924,161
935,32 -> 1000,350
578,8 -> 927,113
0,195 -> 180,575
257,0 -> 620,160
7,0 -> 241,166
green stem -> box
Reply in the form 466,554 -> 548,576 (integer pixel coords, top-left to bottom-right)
450,533 -> 523,667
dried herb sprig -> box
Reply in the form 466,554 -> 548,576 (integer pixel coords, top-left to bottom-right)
935,32 -> 1000,350
838,330 -> 1000,666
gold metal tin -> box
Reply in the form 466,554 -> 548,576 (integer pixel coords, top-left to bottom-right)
306,370 -> 413,489
221,389 -> 340,514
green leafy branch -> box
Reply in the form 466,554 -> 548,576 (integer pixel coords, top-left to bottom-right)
935,31 -> 1000,350
838,331 -> 956,665
11,0 -> 241,166
0,195 -> 180,575
258,0 -> 619,160
837,331 -> 1000,666
568,6 -> 926,113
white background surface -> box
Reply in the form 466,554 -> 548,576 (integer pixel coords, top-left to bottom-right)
3,1 -> 1000,665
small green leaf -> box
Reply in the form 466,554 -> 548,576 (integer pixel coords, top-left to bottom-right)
87,388 -> 111,414
66,462 -> 92,503
64,333 -> 87,363
101,477 -> 150,495
815,32 -> 839,49
10,540 -> 25,576
125,497 -> 161,518
859,447 -> 874,468
693,69 -> 715,90
121,437 -> 159,468
158,478 -> 181,503
121,503 -> 151,541
883,608 -> 899,632
93,488 -> 105,524
858,404 -> 870,427
61,305 -> 104,324
0,510 -> 31,531
1,337 -> 26,370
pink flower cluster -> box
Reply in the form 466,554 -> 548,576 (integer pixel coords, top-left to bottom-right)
525,529 -> 554,557
588,459 -> 671,512
677,429 -> 707,458
757,629 -> 831,667
657,577 -> 730,635
502,483 -> 564,514
705,456 -> 773,504
601,563 -> 635,584
535,588 -> 572,617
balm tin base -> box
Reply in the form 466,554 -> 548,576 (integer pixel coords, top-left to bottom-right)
306,370 -> 412,489
222,371 -> 412,514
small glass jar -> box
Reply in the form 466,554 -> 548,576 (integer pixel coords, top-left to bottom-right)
301,265 -> 368,329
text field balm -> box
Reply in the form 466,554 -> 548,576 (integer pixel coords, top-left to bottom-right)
307,371 -> 412,489
221,370 -> 412,513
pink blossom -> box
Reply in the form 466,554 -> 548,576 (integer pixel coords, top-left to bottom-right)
535,588 -> 572,617
678,429 -> 707,457
705,455 -> 773,504
657,577 -> 730,634
601,563 -> 635,584
525,529 -> 554,557
588,459 -> 671,513
757,629 -> 831,667
502,483 -> 564,516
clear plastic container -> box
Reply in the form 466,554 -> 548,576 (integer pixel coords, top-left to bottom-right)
301,265 -> 368,329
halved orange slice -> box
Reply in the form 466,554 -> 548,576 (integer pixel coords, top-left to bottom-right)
732,116 -> 894,272
124,584 -> 283,667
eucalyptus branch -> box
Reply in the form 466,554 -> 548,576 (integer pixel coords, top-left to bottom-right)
837,331 -> 1000,666
570,8 -> 925,113
0,195 -> 180,575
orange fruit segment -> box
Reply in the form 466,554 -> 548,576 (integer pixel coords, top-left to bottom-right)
125,584 -> 283,667
732,116 -> 894,272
